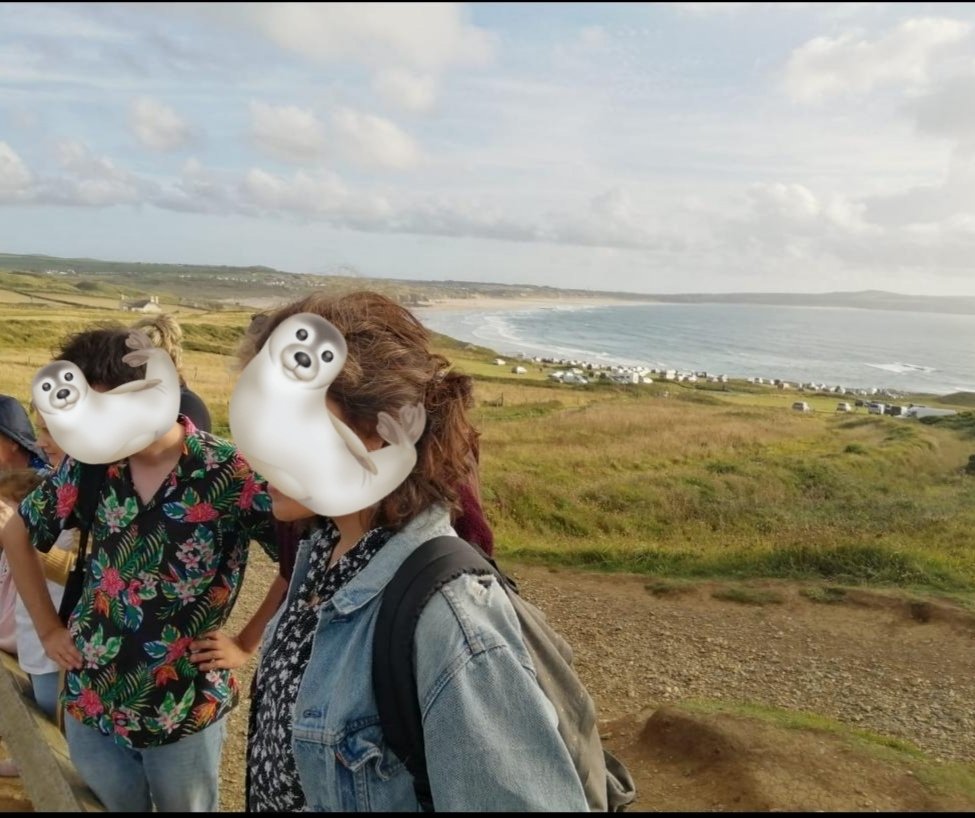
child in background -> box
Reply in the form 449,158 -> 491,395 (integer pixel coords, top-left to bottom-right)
20,405 -> 78,717
0,394 -> 55,777
0,467 -> 77,719
130,313 -> 213,433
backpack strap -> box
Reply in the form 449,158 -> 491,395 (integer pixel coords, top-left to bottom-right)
372,535 -> 498,812
66,462 -> 108,546
56,463 -> 107,624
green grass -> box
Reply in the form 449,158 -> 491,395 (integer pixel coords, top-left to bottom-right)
680,698 -> 925,756
799,585 -> 848,604
711,586 -> 785,605
919,411 -> 975,438
644,578 -> 697,597
678,699 -> 975,801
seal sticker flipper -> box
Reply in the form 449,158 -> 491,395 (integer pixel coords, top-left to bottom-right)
328,411 -> 379,475
125,329 -> 154,351
376,412 -> 403,446
378,404 -> 426,447
105,379 -> 162,395
121,348 -> 155,368
400,403 -> 426,445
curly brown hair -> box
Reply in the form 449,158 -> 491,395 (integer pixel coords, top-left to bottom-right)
0,468 -> 44,505
238,291 -> 479,531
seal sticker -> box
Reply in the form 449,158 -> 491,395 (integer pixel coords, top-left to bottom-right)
229,312 -> 426,517
31,329 -> 182,464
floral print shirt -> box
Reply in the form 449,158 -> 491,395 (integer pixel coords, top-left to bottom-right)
247,519 -> 392,812
18,416 -> 275,750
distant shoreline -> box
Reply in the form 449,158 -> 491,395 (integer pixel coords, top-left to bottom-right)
414,295 -> 657,313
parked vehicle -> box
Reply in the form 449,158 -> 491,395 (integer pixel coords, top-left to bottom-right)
867,402 -> 886,415
835,402 -> 852,412
792,401 -> 812,413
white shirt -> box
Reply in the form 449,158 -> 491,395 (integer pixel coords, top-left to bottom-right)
15,528 -> 76,676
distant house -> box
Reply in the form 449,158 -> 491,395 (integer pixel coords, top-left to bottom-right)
120,295 -> 162,313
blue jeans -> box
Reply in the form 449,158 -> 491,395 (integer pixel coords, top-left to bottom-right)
64,715 -> 227,812
29,672 -> 61,721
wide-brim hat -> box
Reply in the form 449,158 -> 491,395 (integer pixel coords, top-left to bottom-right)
0,395 -> 48,464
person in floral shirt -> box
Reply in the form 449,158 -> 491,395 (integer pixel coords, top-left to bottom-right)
0,327 -> 275,812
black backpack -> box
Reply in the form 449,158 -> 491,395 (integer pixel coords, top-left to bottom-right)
33,462 -> 107,626
373,535 -> 637,812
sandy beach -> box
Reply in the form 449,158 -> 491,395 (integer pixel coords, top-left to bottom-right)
415,294 -> 657,313
229,294 -> 657,313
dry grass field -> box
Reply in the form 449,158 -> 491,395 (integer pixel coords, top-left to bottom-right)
0,293 -> 972,595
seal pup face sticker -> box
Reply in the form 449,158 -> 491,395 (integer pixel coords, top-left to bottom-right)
229,312 -> 426,518
31,329 -> 182,464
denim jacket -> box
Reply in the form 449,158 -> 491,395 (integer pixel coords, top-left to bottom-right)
262,505 -> 589,812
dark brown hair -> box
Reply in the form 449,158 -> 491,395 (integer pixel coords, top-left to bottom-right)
239,291 -> 479,531
54,324 -> 146,389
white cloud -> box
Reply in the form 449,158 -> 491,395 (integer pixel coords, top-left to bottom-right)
673,3 -> 760,15
332,107 -> 420,170
863,149 -> 975,226
237,167 -> 395,228
0,142 -> 32,196
130,96 -> 192,152
250,101 -> 328,162
783,17 -> 972,103
373,68 -> 437,113
238,3 -> 493,71
153,157 -> 238,214
186,3 -> 493,112
0,141 -> 151,207
908,73 -> 975,143
52,141 -> 148,206
673,2 -> 812,16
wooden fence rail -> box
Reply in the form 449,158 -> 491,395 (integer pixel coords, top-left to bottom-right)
0,651 -> 102,812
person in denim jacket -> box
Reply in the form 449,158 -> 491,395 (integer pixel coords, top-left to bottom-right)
237,291 -> 588,812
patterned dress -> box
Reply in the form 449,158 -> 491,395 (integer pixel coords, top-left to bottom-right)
248,519 -> 392,812
17,416 -> 275,749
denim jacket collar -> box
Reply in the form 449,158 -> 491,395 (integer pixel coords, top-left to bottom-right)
327,504 -> 456,616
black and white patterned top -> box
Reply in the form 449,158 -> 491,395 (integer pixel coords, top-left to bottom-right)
247,519 -> 392,813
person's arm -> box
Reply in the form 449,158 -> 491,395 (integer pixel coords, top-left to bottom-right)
0,511 -> 81,669
416,577 -> 589,812
189,574 -> 287,671
235,455 -> 277,562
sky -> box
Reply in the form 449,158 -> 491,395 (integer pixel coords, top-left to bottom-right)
2,2 -> 975,295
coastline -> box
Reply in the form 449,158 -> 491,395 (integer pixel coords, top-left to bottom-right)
413,295 -> 657,313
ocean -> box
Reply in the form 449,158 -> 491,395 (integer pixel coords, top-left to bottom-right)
414,302 -> 975,397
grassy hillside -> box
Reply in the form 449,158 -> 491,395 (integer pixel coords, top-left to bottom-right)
0,255 -> 654,307
1,296 -> 973,596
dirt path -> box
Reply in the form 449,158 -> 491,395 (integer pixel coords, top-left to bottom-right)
211,550 -> 974,810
